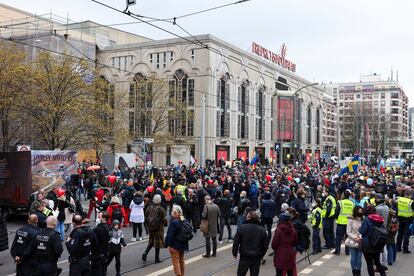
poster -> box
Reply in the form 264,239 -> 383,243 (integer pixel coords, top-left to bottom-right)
237,147 -> 249,161
216,146 -> 229,163
31,150 -> 77,191
305,150 -> 312,163
277,96 -> 294,141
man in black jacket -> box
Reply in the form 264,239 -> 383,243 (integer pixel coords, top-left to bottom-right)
215,190 -> 233,243
92,211 -> 111,276
232,210 -> 268,276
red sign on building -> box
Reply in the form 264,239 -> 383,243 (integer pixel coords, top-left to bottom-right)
252,42 -> 297,72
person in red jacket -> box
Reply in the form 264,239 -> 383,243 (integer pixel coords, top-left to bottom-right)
272,212 -> 298,276
106,196 -> 126,226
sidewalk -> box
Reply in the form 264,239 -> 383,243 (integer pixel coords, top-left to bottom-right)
298,238 -> 414,276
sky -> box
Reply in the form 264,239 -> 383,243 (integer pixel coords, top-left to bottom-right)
1,0 -> 413,104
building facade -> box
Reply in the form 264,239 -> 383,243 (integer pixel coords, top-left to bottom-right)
332,74 -> 409,158
98,35 -> 334,166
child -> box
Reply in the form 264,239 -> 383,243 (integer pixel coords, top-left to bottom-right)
106,219 -> 127,276
309,199 -> 322,255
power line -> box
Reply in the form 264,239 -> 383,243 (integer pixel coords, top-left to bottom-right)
90,0 -> 308,91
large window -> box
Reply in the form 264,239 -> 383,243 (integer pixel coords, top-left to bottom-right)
168,69 -> 195,137
307,105 -> 312,144
316,108 -> 320,145
129,73 -> 152,139
237,82 -> 249,139
216,73 -> 230,138
256,86 -> 266,140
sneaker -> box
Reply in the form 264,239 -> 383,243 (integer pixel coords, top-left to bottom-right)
228,239 -> 233,243
219,241 -> 223,244
131,237 -> 137,242
139,237 -> 143,241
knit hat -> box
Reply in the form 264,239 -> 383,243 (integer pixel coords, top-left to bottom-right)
112,219 -> 120,226
153,194 -> 161,204
278,212 -> 291,223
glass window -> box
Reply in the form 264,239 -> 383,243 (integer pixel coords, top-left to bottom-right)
149,54 -> 153,64
170,51 -> 174,62
188,79 -> 194,106
356,94 -> 361,99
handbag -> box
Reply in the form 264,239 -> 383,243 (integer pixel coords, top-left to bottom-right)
345,237 -> 360,248
200,205 -> 209,234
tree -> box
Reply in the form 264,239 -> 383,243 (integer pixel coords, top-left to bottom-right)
341,103 -> 390,158
23,51 -> 114,151
0,41 -> 28,151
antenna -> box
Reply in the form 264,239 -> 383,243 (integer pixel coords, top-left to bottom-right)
391,66 -> 393,81
396,70 -> 399,83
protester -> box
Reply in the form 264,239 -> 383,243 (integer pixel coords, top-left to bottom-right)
165,205 -> 189,276
202,195 -> 220,258
272,212 -> 298,276
142,194 -> 167,263
260,191 -> 276,243
107,196 -> 125,226
92,211 -> 111,276
232,210 -> 268,276
237,191 -> 251,229
215,189 -> 233,243
346,205 -> 363,276
106,219 -> 127,276
129,191 -> 145,241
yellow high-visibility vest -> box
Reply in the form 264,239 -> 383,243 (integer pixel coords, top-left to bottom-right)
322,195 -> 336,218
310,207 -> 322,229
336,199 -> 355,225
397,197 -> 414,218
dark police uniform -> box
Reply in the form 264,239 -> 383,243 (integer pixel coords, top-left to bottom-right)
66,225 -> 97,276
25,227 -> 63,276
10,224 -> 39,276
92,222 -> 112,276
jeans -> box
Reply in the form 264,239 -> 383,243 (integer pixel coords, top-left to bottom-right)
380,245 -> 387,265
363,252 -> 386,276
219,216 -> 232,241
237,256 -> 261,276
323,217 -> 335,248
396,217 -> 412,251
169,247 -> 185,276
387,243 -> 396,265
56,220 -> 65,241
205,237 -> 217,256
335,224 -> 349,254
349,247 -> 362,271
312,228 -> 321,253
237,215 -> 245,231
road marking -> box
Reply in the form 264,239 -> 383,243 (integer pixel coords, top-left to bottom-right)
322,254 -> 333,259
312,260 -> 324,266
300,268 -> 313,274
147,227 -> 277,276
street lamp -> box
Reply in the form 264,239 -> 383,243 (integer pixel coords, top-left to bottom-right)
273,82 -> 319,166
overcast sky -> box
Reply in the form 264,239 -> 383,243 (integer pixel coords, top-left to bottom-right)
2,0 -> 413,104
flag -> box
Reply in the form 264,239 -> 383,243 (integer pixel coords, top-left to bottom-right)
150,172 -> 154,182
339,155 -> 360,176
251,153 -> 259,166
190,155 -> 197,166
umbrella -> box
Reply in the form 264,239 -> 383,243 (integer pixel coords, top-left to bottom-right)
87,165 -> 101,171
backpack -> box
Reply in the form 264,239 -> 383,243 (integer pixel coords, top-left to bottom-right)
176,219 -> 194,242
368,224 -> 388,251
112,207 -> 123,223
294,222 -> 311,253
146,206 -> 161,231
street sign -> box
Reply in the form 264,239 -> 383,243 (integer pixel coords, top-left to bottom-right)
17,145 -> 31,151
274,143 -> 281,152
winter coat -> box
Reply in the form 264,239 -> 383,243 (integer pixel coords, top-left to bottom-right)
260,195 -> 276,220
202,202 -> 221,238
107,202 -> 126,225
64,197 -> 76,224
108,228 -> 126,254
215,195 -> 233,218
232,219 -> 268,258
237,197 -> 251,215
129,196 -> 145,223
272,222 -> 298,270
121,186 -> 135,208
346,216 -> 362,248
165,217 -> 189,252
145,203 -> 167,248
0,212 -> 8,252
359,214 -> 385,253
291,197 -> 309,224
375,203 -> 389,226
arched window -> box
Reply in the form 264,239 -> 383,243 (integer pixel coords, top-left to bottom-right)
216,73 -> 230,137
316,107 -> 321,145
129,73 -> 152,138
307,105 -> 312,144
237,80 -> 250,139
256,85 -> 266,141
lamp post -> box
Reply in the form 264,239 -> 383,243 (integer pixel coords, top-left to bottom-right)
274,82 -> 319,166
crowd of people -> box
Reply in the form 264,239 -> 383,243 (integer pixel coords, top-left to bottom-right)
6,157 -> 414,276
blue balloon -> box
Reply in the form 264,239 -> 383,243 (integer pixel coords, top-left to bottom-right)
367,178 -> 373,186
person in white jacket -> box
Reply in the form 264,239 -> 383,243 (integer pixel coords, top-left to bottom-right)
129,191 -> 145,241
346,205 -> 364,276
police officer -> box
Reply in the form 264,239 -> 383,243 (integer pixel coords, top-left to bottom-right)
11,214 -> 39,276
309,199 -> 322,255
396,188 -> 414,253
92,211 -> 111,276
321,190 -> 336,249
24,216 -> 63,276
66,214 -> 97,276
333,189 -> 355,255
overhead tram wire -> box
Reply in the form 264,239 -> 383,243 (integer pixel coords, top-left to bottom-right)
89,0 -> 312,91
0,35 -> 287,113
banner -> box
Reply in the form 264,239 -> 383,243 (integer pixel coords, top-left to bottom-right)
31,150 -> 77,191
